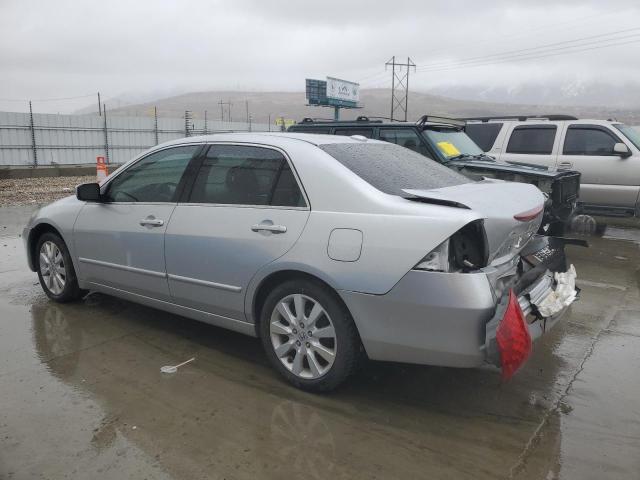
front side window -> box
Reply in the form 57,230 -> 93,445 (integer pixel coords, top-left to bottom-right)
563,126 -> 619,155
614,124 -> 640,150
465,123 -> 503,152
105,145 -> 200,202
189,145 -> 305,207
506,125 -> 557,154
379,128 -> 429,156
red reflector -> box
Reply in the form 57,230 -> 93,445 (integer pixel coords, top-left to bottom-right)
514,205 -> 543,222
496,289 -> 532,380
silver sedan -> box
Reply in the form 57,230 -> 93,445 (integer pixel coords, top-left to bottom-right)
23,133 -> 578,391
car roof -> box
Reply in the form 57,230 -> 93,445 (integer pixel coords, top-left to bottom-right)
290,121 -> 459,129
466,118 -> 621,125
155,131 -> 387,150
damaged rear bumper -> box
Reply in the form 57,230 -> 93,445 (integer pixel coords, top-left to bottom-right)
484,239 -> 579,374
338,236 -> 578,371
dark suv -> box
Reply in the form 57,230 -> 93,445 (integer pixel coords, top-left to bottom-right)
289,115 -> 581,232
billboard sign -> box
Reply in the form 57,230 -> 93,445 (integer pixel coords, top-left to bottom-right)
326,77 -> 360,103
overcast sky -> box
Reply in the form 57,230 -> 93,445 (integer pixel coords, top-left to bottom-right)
1,0 -> 640,113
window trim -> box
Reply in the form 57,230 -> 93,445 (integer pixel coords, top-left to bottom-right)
506,124 -> 558,155
179,141 -> 311,210
562,124 -> 624,156
99,143 -> 207,205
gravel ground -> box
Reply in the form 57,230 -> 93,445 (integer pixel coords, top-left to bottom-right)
0,176 -> 95,207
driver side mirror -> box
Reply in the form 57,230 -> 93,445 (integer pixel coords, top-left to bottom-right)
613,142 -> 632,158
76,183 -> 102,202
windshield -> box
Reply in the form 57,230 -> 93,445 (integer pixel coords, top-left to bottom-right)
422,127 -> 484,159
319,142 -> 470,196
614,124 -> 640,150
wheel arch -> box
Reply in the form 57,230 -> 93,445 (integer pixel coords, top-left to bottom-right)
249,268 -> 353,337
27,222 -> 65,271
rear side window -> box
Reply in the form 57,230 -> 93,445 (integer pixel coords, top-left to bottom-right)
319,142 -> 469,196
506,125 -> 557,154
563,126 -> 619,155
334,128 -> 373,138
290,126 -> 331,134
465,123 -> 503,151
189,145 -> 305,207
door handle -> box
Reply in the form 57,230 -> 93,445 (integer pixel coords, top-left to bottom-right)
558,161 -> 573,169
251,223 -> 287,234
139,217 -> 164,227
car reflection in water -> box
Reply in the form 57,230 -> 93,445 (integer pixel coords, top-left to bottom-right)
31,296 -> 564,479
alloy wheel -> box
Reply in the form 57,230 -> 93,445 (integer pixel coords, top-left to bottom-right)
39,241 -> 66,295
269,294 -> 337,379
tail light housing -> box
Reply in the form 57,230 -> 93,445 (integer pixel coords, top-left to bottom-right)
496,289 -> 532,380
413,220 -> 488,273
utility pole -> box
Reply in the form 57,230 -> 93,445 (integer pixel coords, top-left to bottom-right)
218,99 -> 231,122
245,100 -> 249,126
204,110 -> 208,135
97,92 -> 102,116
385,56 -> 416,121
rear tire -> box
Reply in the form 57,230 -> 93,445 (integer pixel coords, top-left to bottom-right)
35,232 -> 85,303
259,278 -> 362,392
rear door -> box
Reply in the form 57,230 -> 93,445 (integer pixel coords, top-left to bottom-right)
164,143 -> 310,321
558,124 -> 640,208
498,123 -> 561,169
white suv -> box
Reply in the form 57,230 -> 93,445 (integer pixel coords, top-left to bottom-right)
465,115 -> 640,218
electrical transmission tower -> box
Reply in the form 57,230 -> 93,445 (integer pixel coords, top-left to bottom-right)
385,56 -> 416,121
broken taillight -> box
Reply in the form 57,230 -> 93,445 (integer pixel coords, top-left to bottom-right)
514,204 -> 544,222
496,289 -> 532,380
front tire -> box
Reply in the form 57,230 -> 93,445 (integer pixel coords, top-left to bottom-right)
259,279 -> 362,392
35,232 -> 84,303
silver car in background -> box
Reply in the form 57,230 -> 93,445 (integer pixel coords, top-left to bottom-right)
23,133 -> 578,391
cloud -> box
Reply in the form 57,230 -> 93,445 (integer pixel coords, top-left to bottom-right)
1,0 -> 639,113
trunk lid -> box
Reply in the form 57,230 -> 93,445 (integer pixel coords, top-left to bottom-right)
403,180 -> 545,264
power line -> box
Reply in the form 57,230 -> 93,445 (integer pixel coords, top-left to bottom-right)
0,92 -> 98,102
356,10 -> 633,87
416,27 -> 640,71
414,37 -> 640,75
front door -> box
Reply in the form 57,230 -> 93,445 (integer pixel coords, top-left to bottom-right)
74,145 -> 201,300
164,144 -> 310,320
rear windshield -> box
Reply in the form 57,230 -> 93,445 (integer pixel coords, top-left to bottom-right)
319,142 -> 470,196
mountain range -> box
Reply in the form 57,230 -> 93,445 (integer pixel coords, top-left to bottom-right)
79,85 -> 640,125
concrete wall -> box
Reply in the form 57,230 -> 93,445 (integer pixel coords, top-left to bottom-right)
0,111 -> 274,166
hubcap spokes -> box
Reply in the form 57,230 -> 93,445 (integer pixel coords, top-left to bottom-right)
39,241 -> 66,295
270,294 -> 337,380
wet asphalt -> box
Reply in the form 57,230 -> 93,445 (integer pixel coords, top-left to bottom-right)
1,206 -> 639,480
